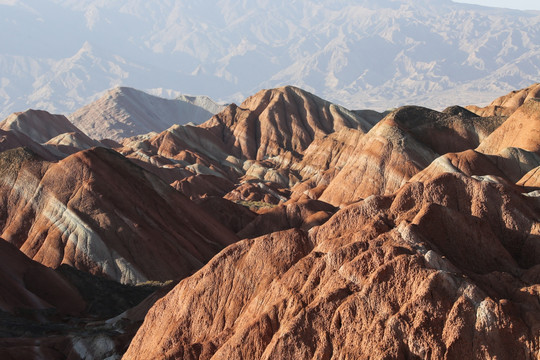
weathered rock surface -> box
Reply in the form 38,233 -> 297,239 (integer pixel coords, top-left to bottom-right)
237,198 -> 337,239
201,86 -> 379,160
477,98 -> 540,155
124,173 -> 540,359
0,239 -> 85,315
0,147 -> 238,284
0,109 -> 91,145
467,83 -> 540,117
69,87 -> 225,141
318,105 -> 508,206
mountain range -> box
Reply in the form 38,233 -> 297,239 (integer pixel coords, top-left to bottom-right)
0,81 -> 538,358
1,0 -> 540,117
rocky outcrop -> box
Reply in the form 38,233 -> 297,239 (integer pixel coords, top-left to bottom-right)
0,239 -> 85,315
0,147 -> 238,284
466,83 -> 540,117
201,86 -> 379,160
124,173 -> 540,359
0,109 -> 91,145
69,87 -> 224,141
477,98 -> 540,155
317,105 -> 508,206
237,198 -> 337,239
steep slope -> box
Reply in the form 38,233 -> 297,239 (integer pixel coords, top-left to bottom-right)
0,239 -> 85,315
466,83 -> 540,117
201,86 -> 378,160
0,128 -> 57,161
0,109 -> 95,145
124,173 -> 540,359
0,147 -> 238,284
476,98 -> 540,155
317,105 -> 506,206
69,87 -> 225,141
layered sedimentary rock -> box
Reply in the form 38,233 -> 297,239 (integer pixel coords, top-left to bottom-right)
317,105 -> 507,206
0,239 -> 85,315
237,198 -> 337,239
476,98 -> 540,155
124,173 -> 540,359
0,109 -> 92,145
0,147 -> 238,284
201,86 -> 379,160
69,87 -> 224,141
466,83 -> 540,117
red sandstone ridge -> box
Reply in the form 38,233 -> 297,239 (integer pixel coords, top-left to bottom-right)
0,146 -> 238,284
124,173 -> 540,359
316,105 -> 508,206
0,239 -> 85,315
476,98 -> 540,155
466,83 -> 540,117
200,86 -> 381,160
0,109 -> 95,145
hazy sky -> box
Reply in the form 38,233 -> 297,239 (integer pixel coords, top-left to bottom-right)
454,0 -> 540,10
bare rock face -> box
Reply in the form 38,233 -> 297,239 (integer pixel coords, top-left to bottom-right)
317,105 -> 508,206
124,173 -> 540,359
0,239 -> 85,315
224,181 -> 289,206
69,87 -> 224,141
196,197 -> 257,234
318,108 -> 438,206
0,147 -> 238,284
119,124 -> 240,186
172,175 -> 236,201
467,83 -> 540,117
477,98 -> 540,155
0,109 -> 91,145
0,128 -> 57,161
201,86 -> 378,160
518,166 -> 540,190
237,198 -> 337,239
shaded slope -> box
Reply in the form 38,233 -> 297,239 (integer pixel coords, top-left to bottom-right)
0,239 -> 85,315
318,105 -> 506,206
0,147 -> 238,284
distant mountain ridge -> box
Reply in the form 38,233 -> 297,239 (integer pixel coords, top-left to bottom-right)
68,87 -> 225,140
1,0 -> 539,116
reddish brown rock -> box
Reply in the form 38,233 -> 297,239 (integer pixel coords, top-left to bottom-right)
292,127 -> 365,186
0,129 -> 57,161
224,181 -> 289,206
196,197 -> 257,234
237,198 -> 337,239
0,147 -> 238,284
466,83 -> 540,117
0,109 -> 94,145
318,105 -> 507,206
477,98 -> 540,155
201,86 -> 378,160
119,124 -> 241,185
124,173 -> 540,359
172,174 -> 235,200
518,166 -> 540,190
0,239 -> 85,315
318,108 -> 438,206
